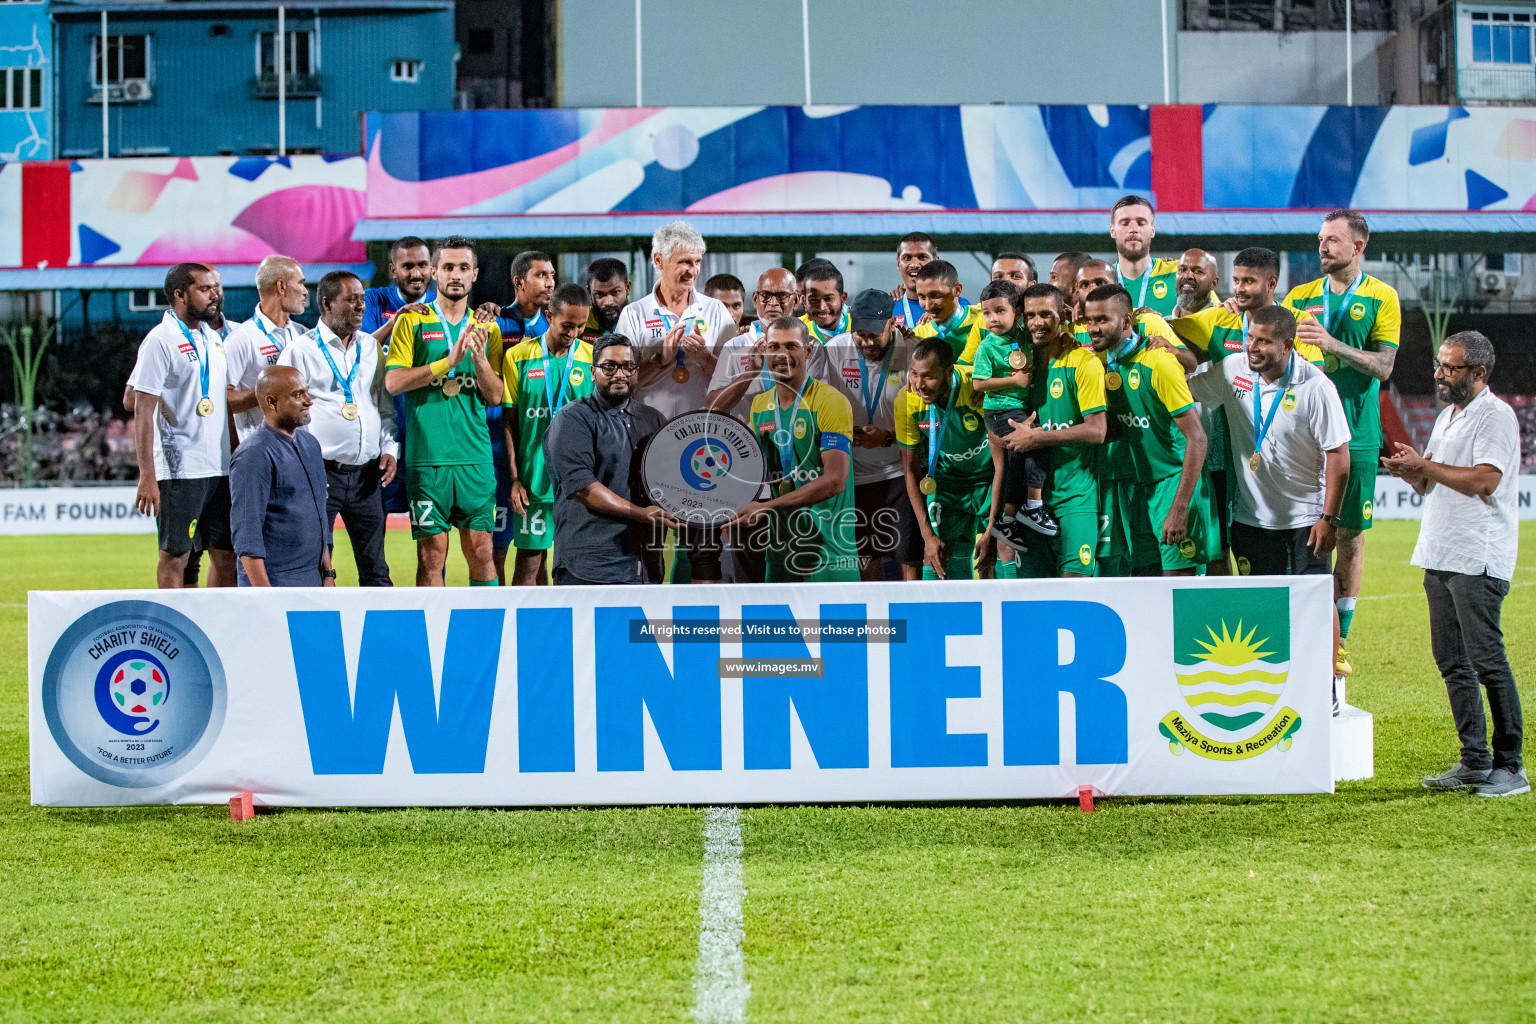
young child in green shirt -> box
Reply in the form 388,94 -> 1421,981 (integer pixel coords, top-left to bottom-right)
970,279 -> 1059,559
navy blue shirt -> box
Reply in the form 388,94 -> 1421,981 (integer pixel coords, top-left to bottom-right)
230,423 -> 331,586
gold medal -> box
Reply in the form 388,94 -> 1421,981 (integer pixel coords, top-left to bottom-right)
341,401 -> 359,421
442,376 -> 462,398
672,366 -> 691,384
919,475 -> 938,496
196,397 -> 214,417
1008,349 -> 1026,370
1248,451 -> 1262,472
1105,371 -> 1122,390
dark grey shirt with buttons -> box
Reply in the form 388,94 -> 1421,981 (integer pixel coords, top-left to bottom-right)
544,392 -> 665,584
230,423 -> 331,586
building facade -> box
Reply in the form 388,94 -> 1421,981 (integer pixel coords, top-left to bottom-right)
50,0 -> 455,158
0,0 -> 51,161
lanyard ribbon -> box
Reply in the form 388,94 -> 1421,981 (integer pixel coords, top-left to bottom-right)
658,311 -> 687,370
925,372 -> 959,486
1321,274 -> 1363,335
430,301 -> 467,377
931,306 -> 966,341
173,317 -> 211,404
805,307 -> 850,345
317,330 -> 358,405
253,314 -> 286,356
1252,353 -> 1294,458
858,345 -> 892,423
900,295 -> 923,328
1134,265 -> 1151,309
1107,335 -> 1139,375
771,375 -> 814,489
540,334 -> 574,416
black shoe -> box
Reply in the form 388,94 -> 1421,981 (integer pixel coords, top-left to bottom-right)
989,517 -> 1034,552
1019,505 -> 1060,537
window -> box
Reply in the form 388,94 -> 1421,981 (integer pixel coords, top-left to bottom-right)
90,34 -> 150,86
1,67 -> 42,110
129,289 -> 170,312
1485,253 -> 1525,274
1470,10 -> 1534,64
466,28 -> 494,55
257,31 -> 315,78
391,59 -> 422,83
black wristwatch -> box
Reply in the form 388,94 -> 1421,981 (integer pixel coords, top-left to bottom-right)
1319,513 -> 1340,527
321,569 -> 337,579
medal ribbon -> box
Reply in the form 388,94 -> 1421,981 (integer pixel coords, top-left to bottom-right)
317,328 -> 358,405
540,333 -> 574,416
253,312 -> 287,357
900,295 -> 923,329
925,371 -> 959,487
430,300 -> 469,378
1251,353 -> 1294,462
805,307 -> 851,345
1321,273 -> 1363,335
173,316 -> 211,406
1107,335 -> 1139,376
658,310 -> 686,373
771,374 -> 814,489
858,344 -> 892,424
931,305 -> 966,341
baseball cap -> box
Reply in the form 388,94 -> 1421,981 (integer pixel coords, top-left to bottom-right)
849,288 -> 895,334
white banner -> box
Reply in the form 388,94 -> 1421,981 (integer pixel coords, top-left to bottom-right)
1374,475 -> 1536,520
1,487 -> 152,534
29,577 -> 1335,807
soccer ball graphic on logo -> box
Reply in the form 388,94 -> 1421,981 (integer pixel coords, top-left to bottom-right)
109,659 -> 167,732
680,438 -> 732,491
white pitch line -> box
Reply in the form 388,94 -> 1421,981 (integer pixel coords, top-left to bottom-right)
693,805 -> 748,1024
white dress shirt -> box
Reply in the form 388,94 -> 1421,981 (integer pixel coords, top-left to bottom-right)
278,321 -> 399,466
1188,352 -> 1351,530
822,332 -> 903,484
224,306 -> 304,442
1411,387 -> 1521,581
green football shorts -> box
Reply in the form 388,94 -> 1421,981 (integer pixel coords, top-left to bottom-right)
407,462 -> 497,539
1339,454 -> 1377,532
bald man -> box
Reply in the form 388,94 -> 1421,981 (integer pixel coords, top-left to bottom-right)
1174,249 -> 1221,318
229,365 -> 335,587
707,266 -> 831,421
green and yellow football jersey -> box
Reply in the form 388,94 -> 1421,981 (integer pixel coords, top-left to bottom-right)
748,378 -> 858,582
1120,256 -> 1180,317
1168,305 -> 1325,366
1032,346 -> 1107,509
501,336 -> 595,502
914,304 -> 985,365
387,307 -> 504,468
1282,274 -> 1401,452
894,369 -> 992,487
1101,339 -> 1197,485
1073,310 -> 1183,350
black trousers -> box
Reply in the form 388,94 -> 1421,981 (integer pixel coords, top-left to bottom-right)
1424,569 -> 1524,772
326,459 -> 392,587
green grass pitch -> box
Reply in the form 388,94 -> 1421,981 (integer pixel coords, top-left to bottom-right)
1,523 -> 1532,1022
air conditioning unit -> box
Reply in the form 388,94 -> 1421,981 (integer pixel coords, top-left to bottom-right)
1480,270 -> 1508,293
91,79 -> 152,104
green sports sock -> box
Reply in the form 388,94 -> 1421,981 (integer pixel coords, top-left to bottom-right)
469,577 -> 500,587
1336,597 -> 1356,639
994,557 -> 1020,580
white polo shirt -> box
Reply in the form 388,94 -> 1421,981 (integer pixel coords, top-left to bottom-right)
706,321 -> 833,422
278,322 -> 399,467
614,286 -> 736,420
224,307 -> 305,442
1188,352 -> 1350,530
1411,387 -> 1521,581
822,332 -> 903,484
129,311 -> 231,481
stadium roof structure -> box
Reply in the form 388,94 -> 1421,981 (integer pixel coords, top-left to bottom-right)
0,263 -> 373,292
350,211 -> 1536,255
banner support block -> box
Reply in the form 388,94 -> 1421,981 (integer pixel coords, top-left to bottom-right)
229,790 -> 254,822
1077,785 -> 1095,813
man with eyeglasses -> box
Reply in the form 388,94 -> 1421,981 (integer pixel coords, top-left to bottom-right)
1385,331 -> 1526,798
544,335 -> 676,586
706,267 -> 822,422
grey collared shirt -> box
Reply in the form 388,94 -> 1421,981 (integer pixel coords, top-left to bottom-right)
230,423 -> 332,586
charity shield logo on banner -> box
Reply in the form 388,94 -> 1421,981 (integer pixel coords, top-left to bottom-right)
1160,587 -> 1301,760
41,600 -> 227,788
